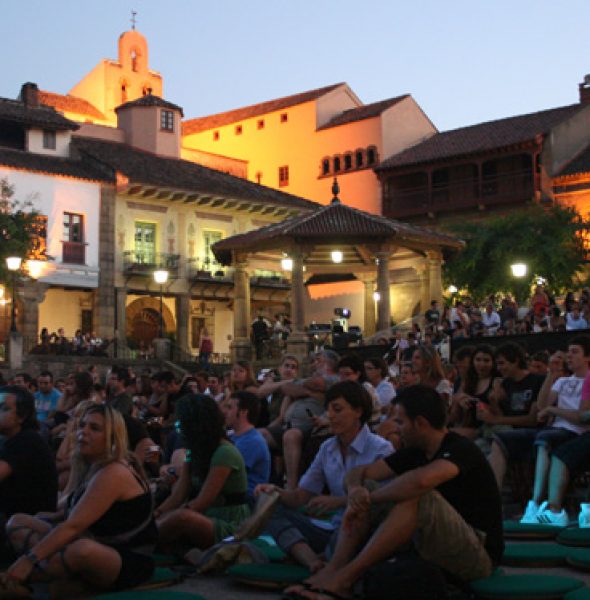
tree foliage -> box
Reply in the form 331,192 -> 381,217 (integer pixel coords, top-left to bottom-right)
442,204 -> 589,302
0,178 -> 43,282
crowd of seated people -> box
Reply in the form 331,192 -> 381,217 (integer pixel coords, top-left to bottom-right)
2,323 -> 590,598
31,328 -> 110,357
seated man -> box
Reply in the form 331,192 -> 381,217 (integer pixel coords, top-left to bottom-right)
257,381 -> 392,571
223,391 -> 271,502
272,350 -> 340,489
287,384 -> 503,599
519,335 -> 590,524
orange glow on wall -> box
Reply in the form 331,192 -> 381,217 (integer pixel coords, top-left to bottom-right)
307,280 -> 363,299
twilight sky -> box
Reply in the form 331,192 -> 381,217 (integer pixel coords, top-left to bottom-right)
3,0 -> 589,132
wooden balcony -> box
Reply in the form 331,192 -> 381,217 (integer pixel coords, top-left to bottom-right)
383,168 -> 535,219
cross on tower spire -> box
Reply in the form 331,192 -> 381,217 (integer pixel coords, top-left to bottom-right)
131,10 -> 137,30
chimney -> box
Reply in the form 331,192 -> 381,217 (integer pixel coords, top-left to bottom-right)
580,75 -> 590,104
20,82 -> 39,108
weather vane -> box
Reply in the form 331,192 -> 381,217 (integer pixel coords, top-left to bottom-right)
131,10 -> 137,30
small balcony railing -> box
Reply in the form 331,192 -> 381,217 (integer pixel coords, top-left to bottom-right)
122,251 -> 180,275
187,257 -> 232,280
62,241 -> 86,265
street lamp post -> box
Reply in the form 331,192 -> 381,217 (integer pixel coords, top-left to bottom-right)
153,269 -> 169,338
6,257 -> 22,333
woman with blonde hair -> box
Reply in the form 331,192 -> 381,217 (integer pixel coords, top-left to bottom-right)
2,404 -> 156,593
412,345 -> 453,405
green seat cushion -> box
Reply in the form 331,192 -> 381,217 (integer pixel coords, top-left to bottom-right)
566,547 -> 590,571
251,538 -> 287,562
227,563 -> 310,588
503,520 -> 565,540
501,542 -> 569,567
136,567 -> 180,589
558,528 -> 590,547
152,553 -> 180,567
470,574 -> 584,599
94,592 -> 204,600
565,589 -> 590,599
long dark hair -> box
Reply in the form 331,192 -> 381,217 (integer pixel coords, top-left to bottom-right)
0,385 -> 38,430
464,344 -> 497,396
176,394 -> 226,480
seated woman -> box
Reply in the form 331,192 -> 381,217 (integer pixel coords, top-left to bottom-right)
3,404 -> 156,593
156,394 -> 250,550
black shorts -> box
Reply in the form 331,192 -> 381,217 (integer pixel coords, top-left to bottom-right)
552,431 -> 590,475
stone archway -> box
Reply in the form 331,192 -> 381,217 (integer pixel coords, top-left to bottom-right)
126,296 -> 175,345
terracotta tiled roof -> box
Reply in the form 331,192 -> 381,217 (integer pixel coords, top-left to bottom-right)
557,143 -> 590,177
0,97 -> 79,131
38,90 -> 105,120
377,104 -> 584,171
212,197 -> 462,263
116,94 -> 184,116
72,137 -> 318,211
317,95 -> 409,130
182,83 -> 345,135
0,147 -> 110,182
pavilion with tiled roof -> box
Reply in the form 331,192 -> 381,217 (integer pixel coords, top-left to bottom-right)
213,180 -> 462,358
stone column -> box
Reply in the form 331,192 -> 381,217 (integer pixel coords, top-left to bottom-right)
95,185 -> 116,340
115,287 -> 127,356
427,250 -> 443,306
418,262 -> 431,316
230,256 -> 252,361
176,294 -> 190,354
358,274 -> 376,337
286,250 -> 309,360
21,280 -> 49,352
375,251 -> 392,332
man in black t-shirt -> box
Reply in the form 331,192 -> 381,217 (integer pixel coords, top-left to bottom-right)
287,385 -> 503,599
0,386 -> 57,522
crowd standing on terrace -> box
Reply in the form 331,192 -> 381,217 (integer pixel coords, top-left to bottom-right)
0,286 -> 589,598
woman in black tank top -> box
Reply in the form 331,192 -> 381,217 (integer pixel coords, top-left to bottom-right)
3,404 -> 155,592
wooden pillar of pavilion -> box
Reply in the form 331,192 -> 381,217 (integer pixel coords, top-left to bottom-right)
358,273 -> 376,337
427,250 -> 443,306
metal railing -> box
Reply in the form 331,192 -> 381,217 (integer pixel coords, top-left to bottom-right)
122,251 -> 181,275
62,241 -> 86,264
187,257 -> 233,280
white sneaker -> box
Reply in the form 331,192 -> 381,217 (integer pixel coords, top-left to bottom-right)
537,507 -> 569,527
578,503 -> 590,528
520,500 -> 540,524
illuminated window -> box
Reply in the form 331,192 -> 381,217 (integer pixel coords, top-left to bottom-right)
203,230 -> 223,270
42,130 -> 56,150
134,222 -> 156,264
279,165 -> 289,187
280,113 -> 288,123
161,110 -> 174,132
213,131 -> 220,141
235,125 -> 243,135
257,119 -> 265,130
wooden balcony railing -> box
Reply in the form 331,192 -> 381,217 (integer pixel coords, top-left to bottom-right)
384,168 -> 535,218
